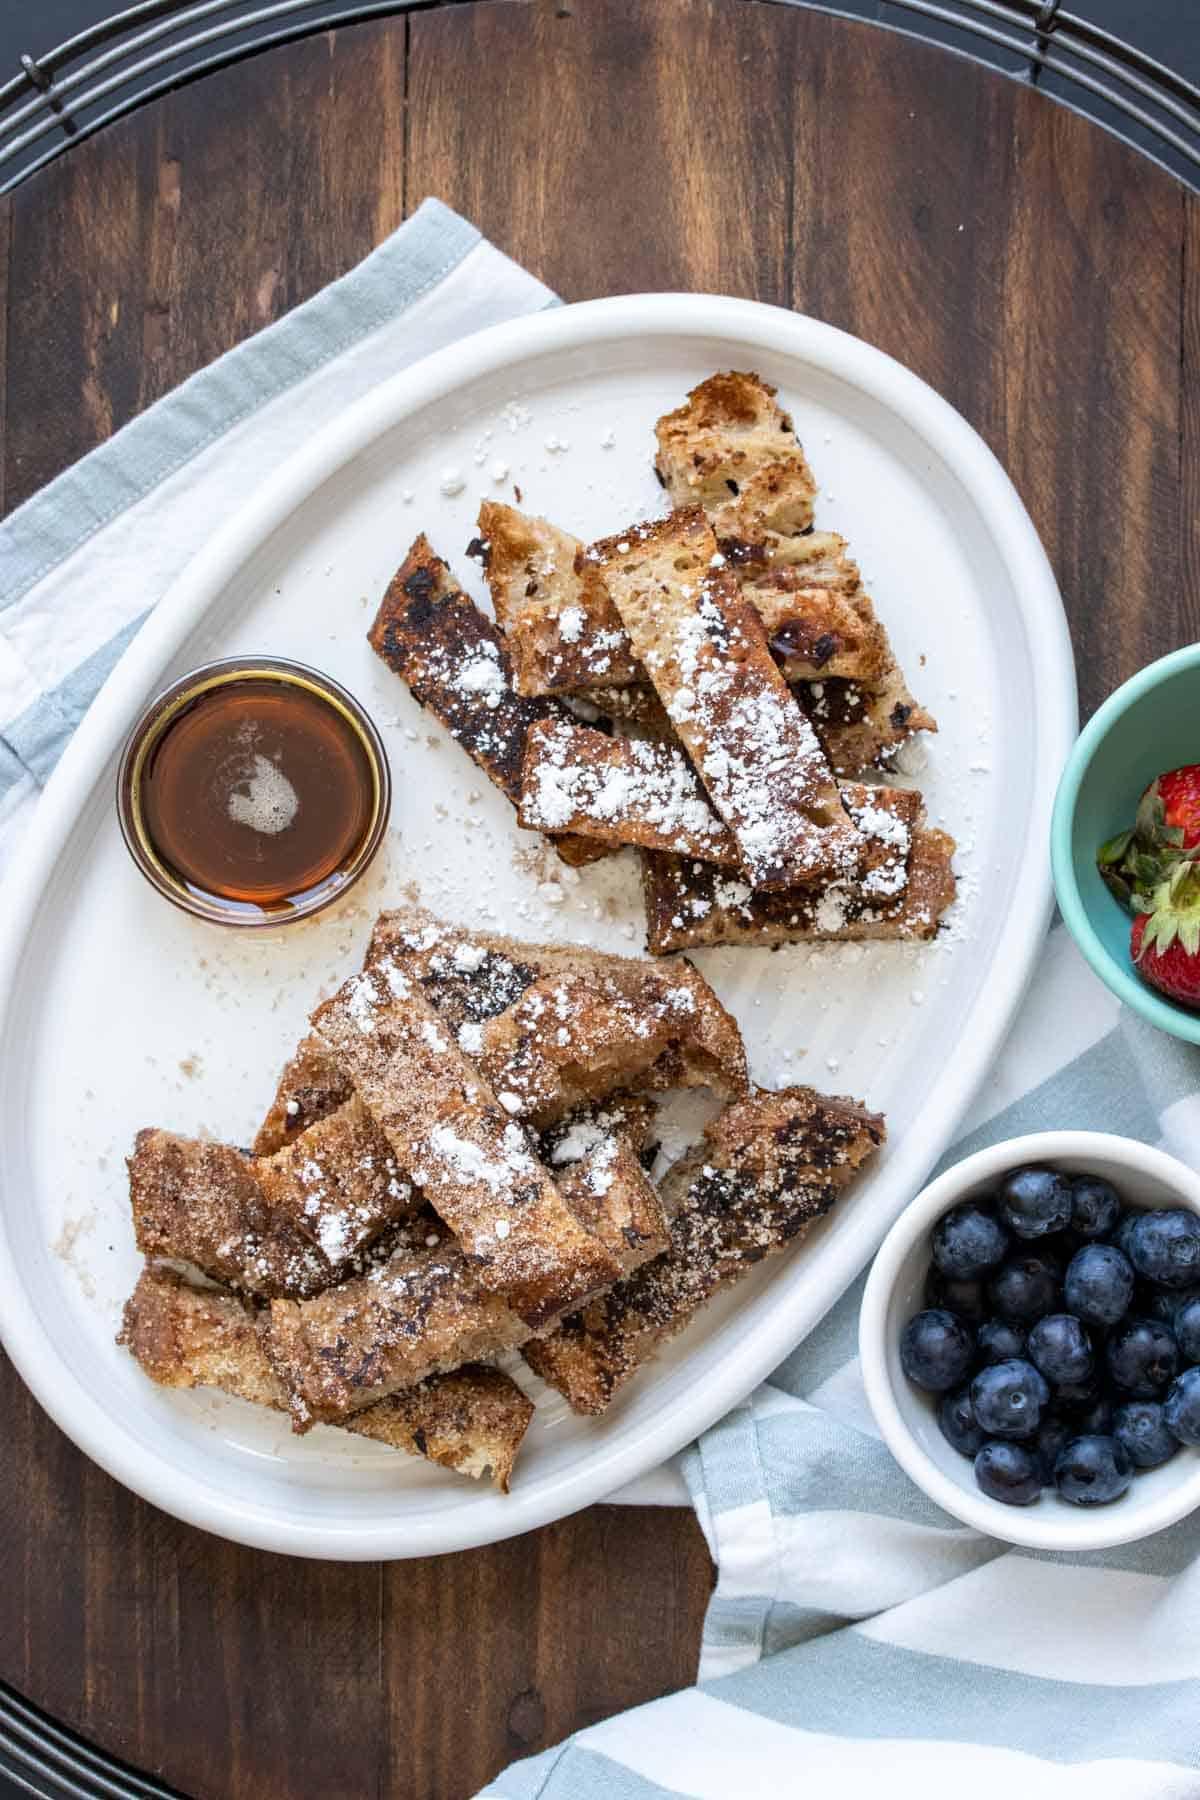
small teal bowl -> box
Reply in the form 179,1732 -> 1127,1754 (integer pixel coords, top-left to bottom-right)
1052,642 -> 1200,1044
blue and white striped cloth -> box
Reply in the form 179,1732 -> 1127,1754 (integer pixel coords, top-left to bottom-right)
3,201 -> 1197,1798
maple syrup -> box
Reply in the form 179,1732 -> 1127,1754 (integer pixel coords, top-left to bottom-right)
119,660 -> 390,925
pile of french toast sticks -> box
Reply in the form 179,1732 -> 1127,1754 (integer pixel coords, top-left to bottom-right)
370,371 -> 956,951
121,908 -> 885,1488
119,373 -> 951,1490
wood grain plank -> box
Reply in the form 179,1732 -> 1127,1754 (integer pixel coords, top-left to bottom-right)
407,0 -> 794,302
380,1507 -> 711,1798
1179,188 -> 1200,655
995,93 -> 1184,714
787,15 -> 1185,718
790,13 -> 1015,410
2,21 -> 407,514
3,119 -> 143,510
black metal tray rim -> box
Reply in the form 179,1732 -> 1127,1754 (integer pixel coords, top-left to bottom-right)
1,0 -> 1199,194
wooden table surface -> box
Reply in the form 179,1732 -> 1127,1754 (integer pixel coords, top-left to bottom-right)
1,3 -> 1196,1795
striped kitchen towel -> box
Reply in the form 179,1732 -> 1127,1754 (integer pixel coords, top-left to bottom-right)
3,195 -> 1195,1798
481,924 -> 1200,1797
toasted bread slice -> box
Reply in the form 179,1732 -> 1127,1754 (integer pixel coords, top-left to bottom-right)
121,1265 -> 286,1408
653,371 -> 817,550
367,535 -> 610,867
642,789 -> 957,955
119,1266 -> 534,1489
801,668 -> 938,775
129,1130 -> 347,1299
261,1103 -> 669,1428
554,1128 -> 669,1275
309,964 -> 621,1329
475,960 -> 745,1128
739,533 -> 888,685
477,971 -> 684,1127
253,1034 -> 352,1156
518,717 -> 739,865
652,373 -> 934,758
262,1133 -> 667,1431
519,560 -> 933,777
341,1361 -> 532,1489
475,501 -> 642,695
254,1097 -> 419,1263
517,715 -> 944,877
262,1238 -> 529,1427
596,509 -> 860,889
367,906 -> 748,1098
523,1087 -> 884,1412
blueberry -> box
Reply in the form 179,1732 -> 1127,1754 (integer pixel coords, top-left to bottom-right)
932,1203 -> 1009,1280
1163,1366 -> 1200,1446
975,1439 -> 1042,1505
1054,1435 -> 1133,1506
1112,1400 -> 1180,1470
924,1266 -> 988,1327
1033,1413 -> 1074,1484
900,1308 -> 975,1392
987,1252 -> 1060,1323
939,1386 -> 985,1458
996,1166 -> 1073,1240
1069,1175 -> 1122,1241
1174,1295 -> 1200,1364
1106,1318 -> 1180,1397
1026,1314 -> 1093,1387
1062,1243 -> 1134,1329
1128,1209 -> 1200,1290
1113,1210 -> 1142,1261
977,1318 -> 1026,1366
970,1358 -> 1050,1437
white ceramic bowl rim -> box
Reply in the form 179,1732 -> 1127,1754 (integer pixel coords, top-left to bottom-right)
860,1131 -> 1200,1552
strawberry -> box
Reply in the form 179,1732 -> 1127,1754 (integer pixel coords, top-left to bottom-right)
1131,861 -> 1200,1008
1099,763 -> 1200,912
1158,764 -> 1200,848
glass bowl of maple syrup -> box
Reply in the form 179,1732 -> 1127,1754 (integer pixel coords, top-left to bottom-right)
117,657 -> 391,927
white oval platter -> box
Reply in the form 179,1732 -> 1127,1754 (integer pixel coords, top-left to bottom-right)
0,294 -> 1076,1558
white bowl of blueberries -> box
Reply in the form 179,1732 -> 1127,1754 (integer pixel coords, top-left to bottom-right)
859,1131 -> 1200,1549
